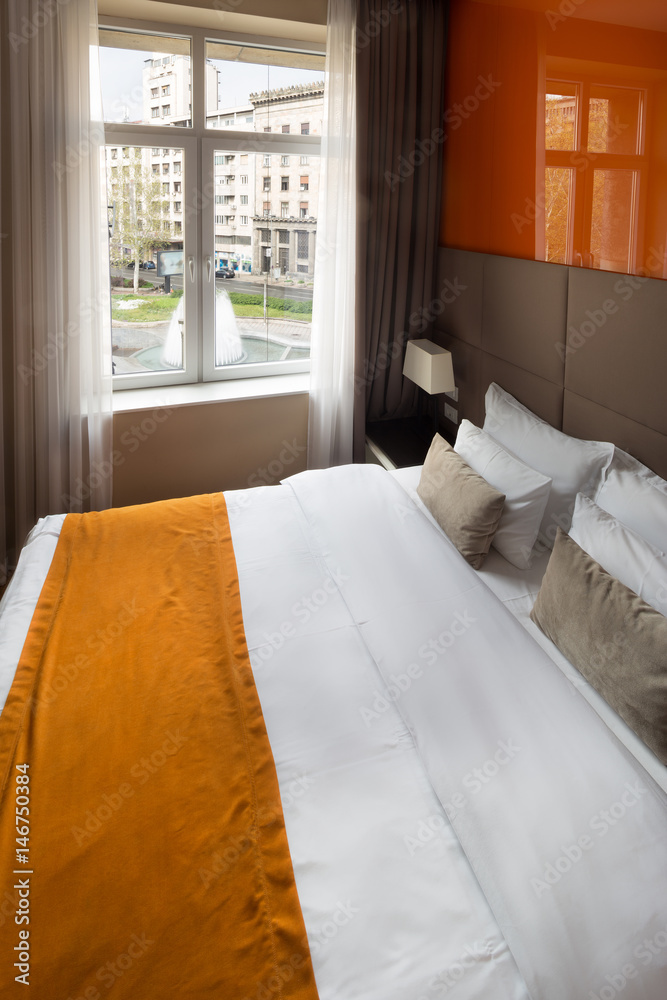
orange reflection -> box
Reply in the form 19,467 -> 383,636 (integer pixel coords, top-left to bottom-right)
441,0 -> 667,279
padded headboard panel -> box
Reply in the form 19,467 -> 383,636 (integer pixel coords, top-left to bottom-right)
435,248 -> 667,478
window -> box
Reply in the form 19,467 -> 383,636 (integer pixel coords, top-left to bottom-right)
300,176 -> 309,191
111,148 -> 118,159
299,203 -> 308,218
282,124 -> 290,134
102,25 -> 323,386
297,231 -> 309,256
278,230 -> 289,245
297,263 -> 308,273
163,148 -> 169,156
260,229 -> 271,242
544,79 -> 645,271
151,88 -> 159,98
300,155 -> 309,165
281,202 -> 289,218
301,122 -> 310,135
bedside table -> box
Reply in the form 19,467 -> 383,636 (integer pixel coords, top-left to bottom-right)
366,418 -> 454,470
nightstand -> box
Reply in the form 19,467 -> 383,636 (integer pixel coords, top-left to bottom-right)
366,418 -> 454,470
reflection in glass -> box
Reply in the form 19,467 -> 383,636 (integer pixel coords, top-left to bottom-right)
588,86 -> 642,155
546,83 -> 578,151
545,167 -> 573,264
100,30 -> 192,127
106,145 -> 185,374
212,149 -> 319,368
591,170 -> 637,273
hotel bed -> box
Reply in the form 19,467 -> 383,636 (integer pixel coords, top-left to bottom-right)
0,383 -> 666,999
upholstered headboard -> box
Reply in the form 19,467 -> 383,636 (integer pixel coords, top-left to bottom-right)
435,248 -> 667,478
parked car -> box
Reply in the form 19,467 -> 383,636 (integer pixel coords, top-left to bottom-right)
215,267 -> 235,279
140,261 -> 156,269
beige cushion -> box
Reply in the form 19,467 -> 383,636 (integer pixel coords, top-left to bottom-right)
531,529 -> 667,765
417,433 -> 505,569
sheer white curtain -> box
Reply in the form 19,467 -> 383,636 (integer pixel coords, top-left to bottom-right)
2,0 -> 112,575
307,0 -> 357,469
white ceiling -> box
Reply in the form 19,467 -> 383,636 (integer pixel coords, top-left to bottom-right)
468,0 -> 667,33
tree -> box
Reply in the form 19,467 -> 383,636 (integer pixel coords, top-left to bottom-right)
108,147 -> 171,293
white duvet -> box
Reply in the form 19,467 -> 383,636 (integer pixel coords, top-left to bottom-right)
1,464 -> 666,1000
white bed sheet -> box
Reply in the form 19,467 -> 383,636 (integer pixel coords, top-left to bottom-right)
1,467 -> 666,1000
390,465 -> 667,792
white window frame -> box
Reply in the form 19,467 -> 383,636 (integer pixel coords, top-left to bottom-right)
100,16 -> 324,388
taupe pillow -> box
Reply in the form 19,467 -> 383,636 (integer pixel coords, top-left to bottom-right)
531,528 -> 667,765
417,433 -> 505,569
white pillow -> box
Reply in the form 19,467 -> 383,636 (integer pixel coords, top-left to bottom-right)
483,383 -> 613,549
594,448 -> 667,553
454,419 -> 552,569
569,493 -> 667,615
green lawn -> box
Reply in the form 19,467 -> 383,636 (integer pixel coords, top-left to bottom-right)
111,293 -> 181,324
230,303 -> 312,321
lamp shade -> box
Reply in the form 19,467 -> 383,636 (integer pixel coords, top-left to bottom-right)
402,339 -> 455,394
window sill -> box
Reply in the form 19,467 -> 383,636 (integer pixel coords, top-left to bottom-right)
112,372 -> 310,414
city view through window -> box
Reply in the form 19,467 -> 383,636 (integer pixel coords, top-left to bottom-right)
101,30 -> 324,378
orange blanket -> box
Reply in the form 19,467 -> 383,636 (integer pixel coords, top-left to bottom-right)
0,494 -> 319,999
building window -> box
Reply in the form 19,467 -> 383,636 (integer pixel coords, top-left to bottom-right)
260,228 -> 271,242
278,230 -> 289,245
300,155 -> 309,165
297,231 -> 309,256
301,122 -> 310,135
102,23 -> 323,387
110,148 -> 118,159
300,176 -> 309,191
297,263 -> 308,273
299,203 -> 308,218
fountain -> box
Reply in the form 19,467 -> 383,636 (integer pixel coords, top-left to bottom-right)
160,288 -> 245,369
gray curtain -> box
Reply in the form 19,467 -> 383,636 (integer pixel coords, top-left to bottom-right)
354,0 -> 448,459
